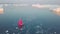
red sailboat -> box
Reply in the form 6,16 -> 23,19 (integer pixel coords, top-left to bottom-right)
18,19 -> 24,30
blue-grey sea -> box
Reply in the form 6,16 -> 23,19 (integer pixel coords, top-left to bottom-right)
0,6 -> 60,34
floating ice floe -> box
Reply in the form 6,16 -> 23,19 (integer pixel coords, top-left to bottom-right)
36,25 -> 40,28
20,28 -> 23,30
54,32 -> 56,34
17,33 -> 20,34
5,30 -> 9,33
26,30 -> 30,34
16,27 -> 18,29
13,33 -> 15,34
6,33 -> 9,34
36,31 -> 40,34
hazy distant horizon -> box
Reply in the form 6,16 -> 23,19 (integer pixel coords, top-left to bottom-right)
0,0 -> 60,5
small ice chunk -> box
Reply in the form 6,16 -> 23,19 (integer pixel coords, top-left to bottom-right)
13,33 -> 15,34
20,28 -> 23,30
18,33 -> 20,34
16,27 -> 18,29
5,30 -> 8,33
36,25 -> 40,28
36,31 -> 40,34
54,32 -> 56,34
6,33 -> 9,34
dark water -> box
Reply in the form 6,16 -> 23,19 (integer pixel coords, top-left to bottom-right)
0,6 -> 60,34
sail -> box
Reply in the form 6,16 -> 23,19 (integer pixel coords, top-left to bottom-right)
18,19 -> 23,29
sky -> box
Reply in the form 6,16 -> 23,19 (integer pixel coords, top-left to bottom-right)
0,0 -> 60,10
0,0 -> 60,5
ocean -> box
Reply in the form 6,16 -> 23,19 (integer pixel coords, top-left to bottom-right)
0,6 -> 60,34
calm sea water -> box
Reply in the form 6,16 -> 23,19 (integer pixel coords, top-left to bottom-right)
0,6 -> 60,34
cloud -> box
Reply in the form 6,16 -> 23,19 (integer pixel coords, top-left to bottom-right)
32,4 -> 60,8
0,4 -> 3,8
32,4 -> 50,8
13,4 -> 29,6
0,0 -> 60,5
